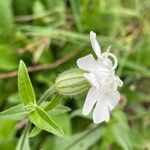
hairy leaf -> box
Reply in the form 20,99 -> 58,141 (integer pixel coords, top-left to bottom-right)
18,60 -> 36,106
0,104 -> 28,120
29,106 -> 63,136
29,127 -> 42,138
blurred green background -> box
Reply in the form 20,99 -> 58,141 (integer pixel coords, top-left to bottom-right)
0,0 -> 150,149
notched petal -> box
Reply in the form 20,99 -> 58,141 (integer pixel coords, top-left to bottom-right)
90,31 -> 101,58
93,100 -> 110,124
82,87 -> 98,115
106,91 -> 120,111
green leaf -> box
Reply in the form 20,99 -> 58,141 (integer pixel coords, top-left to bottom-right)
29,104 -> 70,137
51,113 -> 71,136
111,111 -> 132,150
0,45 -> 18,71
29,127 -> 42,138
0,120 -> 16,149
0,104 -> 28,120
18,60 -> 36,106
53,126 -> 105,150
40,95 -> 61,111
0,0 -> 14,40
29,106 -> 64,136
29,105 -> 70,137
29,95 -> 65,138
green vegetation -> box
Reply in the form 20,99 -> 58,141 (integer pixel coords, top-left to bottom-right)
0,0 -> 150,149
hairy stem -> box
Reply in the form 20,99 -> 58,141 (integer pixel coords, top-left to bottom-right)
20,122 -> 31,150
37,85 -> 56,105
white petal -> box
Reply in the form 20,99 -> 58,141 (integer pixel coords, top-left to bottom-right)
93,99 -> 110,124
77,54 -> 97,72
106,91 -> 120,111
90,31 -> 101,58
84,73 -> 99,90
82,87 -> 98,115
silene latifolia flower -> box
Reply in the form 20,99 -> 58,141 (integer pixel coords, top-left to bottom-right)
77,31 -> 123,124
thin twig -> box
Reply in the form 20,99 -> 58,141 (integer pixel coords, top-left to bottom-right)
0,50 -> 80,80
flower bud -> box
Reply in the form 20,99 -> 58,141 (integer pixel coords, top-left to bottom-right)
55,69 -> 90,96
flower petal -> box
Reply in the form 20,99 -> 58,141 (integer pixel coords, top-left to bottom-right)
106,91 -> 120,111
77,54 -> 97,72
82,87 -> 98,115
93,99 -> 110,124
84,73 -> 99,90
90,31 -> 101,58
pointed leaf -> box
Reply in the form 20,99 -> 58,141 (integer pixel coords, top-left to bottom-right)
29,96 -> 61,138
111,111 -> 132,150
0,0 -> 14,40
29,105 -> 70,138
18,60 -> 36,106
29,127 -> 42,138
29,106 -> 63,136
0,104 -> 28,120
40,95 -> 61,111
53,126 -> 105,150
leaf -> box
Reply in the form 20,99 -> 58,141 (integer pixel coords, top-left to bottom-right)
111,111 -> 132,150
0,0 -> 14,40
0,120 -> 16,138
18,60 -> 36,106
29,104 -> 70,137
29,105 -> 70,137
0,45 -> 18,71
53,126 -> 105,150
50,113 -> 71,136
0,120 -> 16,149
29,106 -> 64,136
0,104 -> 28,120
40,95 -> 61,111
29,127 -> 42,138
112,124 -> 132,150
29,95 -> 65,138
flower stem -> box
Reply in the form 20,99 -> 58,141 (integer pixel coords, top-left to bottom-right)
20,122 -> 31,150
37,85 -> 56,105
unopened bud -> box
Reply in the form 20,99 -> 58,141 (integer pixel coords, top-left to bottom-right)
55,69 -> 90,96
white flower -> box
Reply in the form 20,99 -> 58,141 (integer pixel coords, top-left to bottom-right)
77,31 -> 123,124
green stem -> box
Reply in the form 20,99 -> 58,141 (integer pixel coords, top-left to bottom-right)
37,85 -> 56,105
19,85 -> 56,149
20,122 -> 31,150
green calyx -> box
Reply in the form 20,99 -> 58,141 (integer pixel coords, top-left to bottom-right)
55,69 -> 90,97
